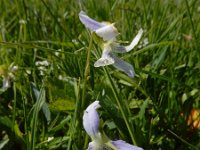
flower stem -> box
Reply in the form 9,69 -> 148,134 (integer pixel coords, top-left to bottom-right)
81,32 -> 93,108
67,79 -> 80,150
103,68 -> 138,145
81,33 -> 93,149
67,33 -> 93,150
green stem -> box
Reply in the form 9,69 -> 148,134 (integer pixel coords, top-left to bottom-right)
12,83 -> 17,138
81,33 -> 93,150
67,33 -> 93,150
103,68 -> 137,145
81,33 -> 93,108
67,79 -> 80,150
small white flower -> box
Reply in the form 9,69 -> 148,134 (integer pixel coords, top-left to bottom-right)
19,19 -> 27,24
79,11 -> 143,77
55,49 -> 62,56
143,38 -> 149,46
26,69 -> 31,75
47,137 -> 54,142
35,60 -> 50,76
35,60 -> 49,66
72,39 -> 79,45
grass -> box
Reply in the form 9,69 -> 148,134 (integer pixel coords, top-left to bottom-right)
0,0 -> 200,149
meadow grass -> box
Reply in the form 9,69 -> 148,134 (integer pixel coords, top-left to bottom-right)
0,0 -> 200,149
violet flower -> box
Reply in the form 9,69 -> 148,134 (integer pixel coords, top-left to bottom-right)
83,101 -> 143,150
79,11 -> 143,77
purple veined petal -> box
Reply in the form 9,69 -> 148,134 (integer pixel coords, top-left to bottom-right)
94,47 -> 115,67
95,23 -> 119,41
111,54 -> 134,78
83,101 -> 101,138
112,140 -> 143,150
79,11 -> 105,31
125,29 -> 143,52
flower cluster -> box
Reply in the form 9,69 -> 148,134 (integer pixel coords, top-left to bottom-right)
80,11 -> 144,149
79,11 -> 143,77
35,60 -> 50,76
83,101 -> 143,150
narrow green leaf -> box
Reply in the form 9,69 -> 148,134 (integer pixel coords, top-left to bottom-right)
42,102 -> 51,124
30,83 -> 46,150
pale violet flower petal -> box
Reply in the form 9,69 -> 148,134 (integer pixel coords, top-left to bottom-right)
79,11 -> 105,31
94,57 -> 114,67
95,23 -> 119,41
83,101 -> 101,138
111,54 -> 134,78
79,11 -> 119,41
112,140 -> 143,150
125,29 -> 143,52
94,47 -> 114,67
87,143 -> 93,150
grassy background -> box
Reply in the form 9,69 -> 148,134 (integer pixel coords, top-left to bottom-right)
0,0 -> 200,149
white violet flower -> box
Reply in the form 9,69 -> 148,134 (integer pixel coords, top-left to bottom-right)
83,100 -> 143,150
79,11 -> 143,77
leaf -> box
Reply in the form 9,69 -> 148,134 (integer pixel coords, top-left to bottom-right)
0,116 -> 23,140
48,116 -> 71,132
31,83 -> 51,123
138,99 -> 149,119
42,102 -> 51,124
0,116 -> 12,128
48,99 -> 75,112
31,83 -> 40,100
151,46 -> 168,71
30,83 -> 46,150
0,64 -> 7,76
0,135 -> 9,149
